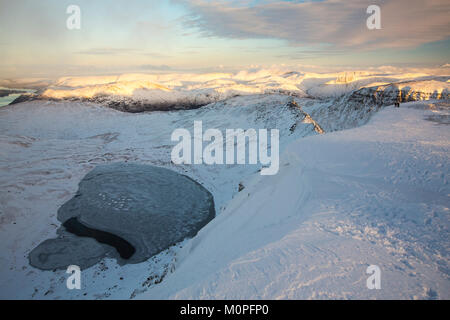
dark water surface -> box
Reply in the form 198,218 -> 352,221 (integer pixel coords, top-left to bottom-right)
63,217 -> 136,259
29,163 -> 215,270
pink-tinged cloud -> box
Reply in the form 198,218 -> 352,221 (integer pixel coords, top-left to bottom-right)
176,0 -> 450,50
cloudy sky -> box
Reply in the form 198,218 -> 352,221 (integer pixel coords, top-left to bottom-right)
0,0 -> 449,78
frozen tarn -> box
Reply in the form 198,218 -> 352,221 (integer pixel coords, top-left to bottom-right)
29,163 -> 215,270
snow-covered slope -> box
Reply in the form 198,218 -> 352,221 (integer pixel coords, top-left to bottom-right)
0,68 -> 449,299
0,94 -> 322,299
140,100 -> 450,300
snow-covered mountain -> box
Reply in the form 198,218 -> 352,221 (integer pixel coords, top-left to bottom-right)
0,68 -> 449,299
11,69 -> 449,113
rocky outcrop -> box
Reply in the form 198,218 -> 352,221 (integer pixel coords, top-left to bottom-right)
9,93 -> 38,104
310,80 -> 450,132
92,95 -> 211,113
9,93 -> 211,112
349,81 -> 449,107
288,100 -> 325,134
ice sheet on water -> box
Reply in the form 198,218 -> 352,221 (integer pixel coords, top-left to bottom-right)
29,163 -> 215,270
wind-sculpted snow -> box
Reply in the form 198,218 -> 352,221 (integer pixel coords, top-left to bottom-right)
140,101 -> 450,300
